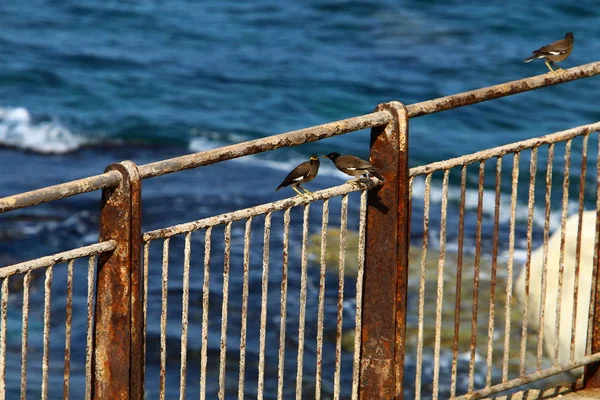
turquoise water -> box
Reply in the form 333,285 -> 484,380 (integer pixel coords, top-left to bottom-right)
1,1 -> 600,398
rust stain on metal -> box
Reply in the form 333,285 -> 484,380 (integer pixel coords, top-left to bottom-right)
93,161 -> 142,400
359,102 -> 409,399
125,160 -> 144,400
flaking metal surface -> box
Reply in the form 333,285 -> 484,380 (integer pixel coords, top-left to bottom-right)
93,161 -> 142,400
359,102 -> 409,399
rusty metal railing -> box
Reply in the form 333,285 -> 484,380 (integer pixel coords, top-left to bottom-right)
0,241 -> 115,399
408,123 -> 600,399
2,61 -> 600,212
0,61 -> 600,400
142,183 -> 371,400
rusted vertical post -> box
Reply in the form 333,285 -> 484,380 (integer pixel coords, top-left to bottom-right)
93,161 -> 143,400
359,101 -> 409,399
584,155 -> 600,388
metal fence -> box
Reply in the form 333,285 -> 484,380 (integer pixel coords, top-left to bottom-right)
1,61 -> 600,400
408,124 -> 600,399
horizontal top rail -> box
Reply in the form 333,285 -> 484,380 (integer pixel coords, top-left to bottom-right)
0,240 -> 116,278
143,180 -> 377,241
406,61 -> 600,118
409,121 -> 600,177
137,112 -> 389,179
1,60 -> 599,213
0,171 -> 122,213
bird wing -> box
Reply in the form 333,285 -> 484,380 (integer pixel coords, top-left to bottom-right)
535,38 -> 571,55
338,155 -> 373,170
283,161 -> 312,183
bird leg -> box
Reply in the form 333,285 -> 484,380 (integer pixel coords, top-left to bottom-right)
300,186 -> 313,195
545,60 -> 556,73
292,185 -> 305,197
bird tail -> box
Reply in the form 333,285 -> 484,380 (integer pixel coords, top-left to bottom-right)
523,53 -> 542,63
275,183 -> 284,191
369,168 -> 385,182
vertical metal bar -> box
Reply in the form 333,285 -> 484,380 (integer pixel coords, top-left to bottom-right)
315,200 -> 330,400
519,147 -> 538,376
142,242 -> 149,394
42,265 -> 53,400
238,218 -> 252,400
180,232 -> 192,400
0,277 -> 8,400
159,238 -> 170,400
487,157 -> 502,387
585,134 -> 600,388
538,144 -> 555,370
20,271 -> 31,400
258,214 -> 271,400
334,195 -> 349,400
199,227 -> 212,400
94,161 -> 142,400
432,170 -> 449,400
571,135 -> 588,361
85,256 -> 96,400
520,148 -> 538,375
360,101 -> 409,400
451,165 -> 467,397
63,260 -> 75,400
295,204 -> 310,400
469,161 -> 485,392
218,222 -> 232,400
128,163 -> 144,400
352,190 -> 368,400
502,152 -> 520,382
277,209 -> 291,400
554,140 -> 572,364
415,174 -> 431,400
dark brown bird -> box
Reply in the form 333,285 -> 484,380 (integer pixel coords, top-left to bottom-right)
323,152 -> 384,183
524,32 -> 574,73
275,154 -> 320,196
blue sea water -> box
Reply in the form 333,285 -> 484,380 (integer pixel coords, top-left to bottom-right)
1,1 -> 600,398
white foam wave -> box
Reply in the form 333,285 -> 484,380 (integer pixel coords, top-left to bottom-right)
0,107 -> 85,153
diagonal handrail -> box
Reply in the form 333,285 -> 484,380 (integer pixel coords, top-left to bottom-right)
1,61 -> 600,213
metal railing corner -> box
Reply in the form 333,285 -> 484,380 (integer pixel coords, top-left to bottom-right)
93,160 -> 143,400
359,102 -> 410,399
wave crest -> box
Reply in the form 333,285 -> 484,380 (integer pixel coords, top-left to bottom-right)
0,107 -> 85,154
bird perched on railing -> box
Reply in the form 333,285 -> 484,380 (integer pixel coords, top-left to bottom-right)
322,152 -> 384,183
275,154 -> 320,197
523,32 -> 574,73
